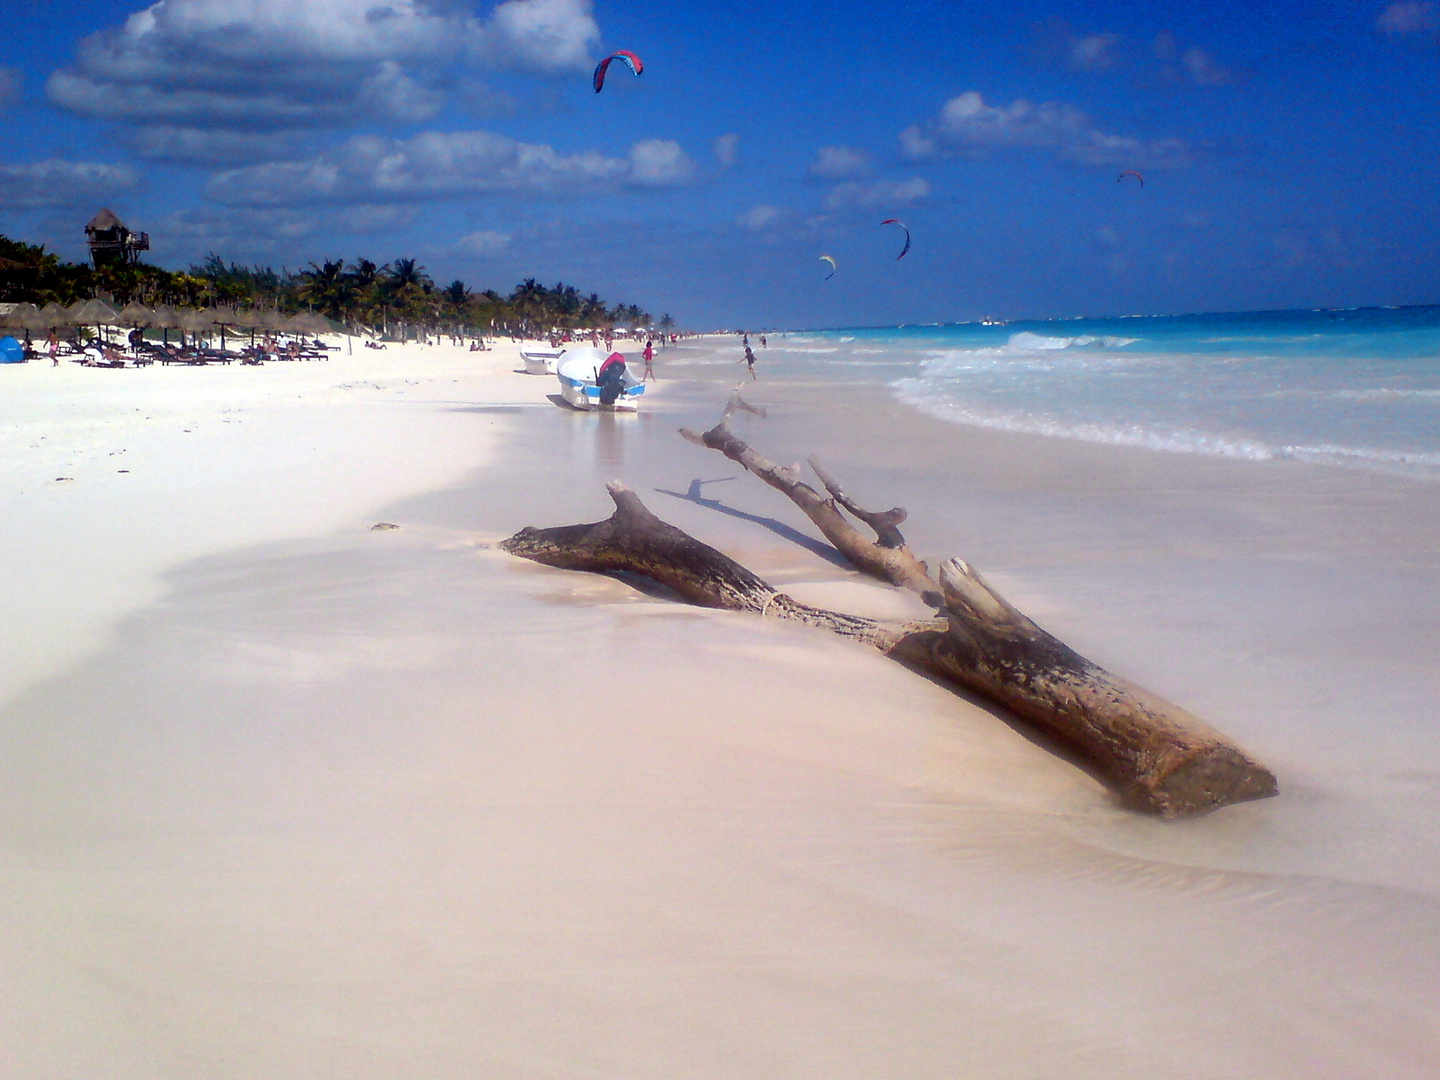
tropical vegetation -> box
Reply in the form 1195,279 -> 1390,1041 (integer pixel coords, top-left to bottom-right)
0,232 -> 674,339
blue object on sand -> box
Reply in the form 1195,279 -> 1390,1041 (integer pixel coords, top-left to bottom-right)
0,336 -> 25,363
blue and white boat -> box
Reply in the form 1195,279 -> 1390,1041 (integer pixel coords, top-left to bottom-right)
555,347 -> 645,410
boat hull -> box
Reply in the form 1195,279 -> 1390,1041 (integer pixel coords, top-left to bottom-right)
519,343 -> 564,375
556,348 -> 645,411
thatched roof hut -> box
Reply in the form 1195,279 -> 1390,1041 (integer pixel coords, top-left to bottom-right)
85,208 -> 150,267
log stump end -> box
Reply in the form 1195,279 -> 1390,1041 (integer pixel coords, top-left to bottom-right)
1125,746 -> 1279,819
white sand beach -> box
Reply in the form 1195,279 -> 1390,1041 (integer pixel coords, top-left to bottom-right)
2,336 -> 1438,1078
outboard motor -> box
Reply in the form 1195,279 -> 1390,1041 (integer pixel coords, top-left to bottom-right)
596,354 -> 627,406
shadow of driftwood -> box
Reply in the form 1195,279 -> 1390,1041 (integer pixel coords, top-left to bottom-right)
655,477 -> 850,567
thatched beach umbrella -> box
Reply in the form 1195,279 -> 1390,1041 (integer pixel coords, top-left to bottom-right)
292,311 -> 332,337
115,301 -> 155,328
151,304 -> 182,346
69,298 -> 121,347
229,306 -> 266,347
70,297 -> 119,323
210,305 -> 240,350
180,307 -> 214,347
115,302 -> 155,346
37,301 -> 72,330
0,302 -> 42,339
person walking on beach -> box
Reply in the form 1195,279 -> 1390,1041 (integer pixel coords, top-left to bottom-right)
47,327 -> 59,366
760,334 -> 767,348
642,339 -> 656,381
743,344 -> 757,379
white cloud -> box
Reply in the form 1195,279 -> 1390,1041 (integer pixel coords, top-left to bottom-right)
46,0 -> 600,133
822,177 -> 930,211
1067,33 -> 1119,72
156,205 -> 314,240
486,0 -> 600,72
345,203 -> 418,233
146,205 -> 320,263
1154,33 -> 1238,86
1378,2 -> 1438,33
898,125 -> 936,160
736,204 -> 785,230
206,129 -> 693,205
901,90 -> 1190,170
0,159 -> 138,208
1180,47 -> 1233,86
809,145 -> 870,180
627,139 -> 696,186
1029,19 -> 1121,75
457,229 -> 512,254
713,132 -> 739,168
129,125 -> 309,164
356,59 -> 447,123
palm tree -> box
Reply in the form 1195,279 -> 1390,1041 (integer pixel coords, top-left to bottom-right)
387,257 -> 431,291
508,278 -> 550,336
383,257 -> 435,339
296,259 -> 349,318
344,257 -> 387,332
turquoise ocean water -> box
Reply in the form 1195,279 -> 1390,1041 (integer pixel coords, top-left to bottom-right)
756,307 -> 1440,483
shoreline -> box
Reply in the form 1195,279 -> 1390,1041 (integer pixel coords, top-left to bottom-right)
2,335 -> 1438,1077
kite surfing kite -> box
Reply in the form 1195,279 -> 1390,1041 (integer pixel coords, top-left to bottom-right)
1117,170 -> 1144,187
880,218 -> 911,259
818,255 -> 837,280
593,50 -> 643,93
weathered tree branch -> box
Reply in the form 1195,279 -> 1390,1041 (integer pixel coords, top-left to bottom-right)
807,456 -> 909,549
502,484 -> 1278,818
680,403 -> 935,594
501,481 -> 928,649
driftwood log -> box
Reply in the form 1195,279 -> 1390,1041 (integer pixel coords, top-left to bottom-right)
503,481 -> 1277,818
681,402 -> 937,596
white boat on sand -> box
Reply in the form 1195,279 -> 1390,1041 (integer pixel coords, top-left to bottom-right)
519,341 -> 565,375
555,348 -> 645,411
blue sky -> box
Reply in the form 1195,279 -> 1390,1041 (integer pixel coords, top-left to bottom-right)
1,0 -> 1437,328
